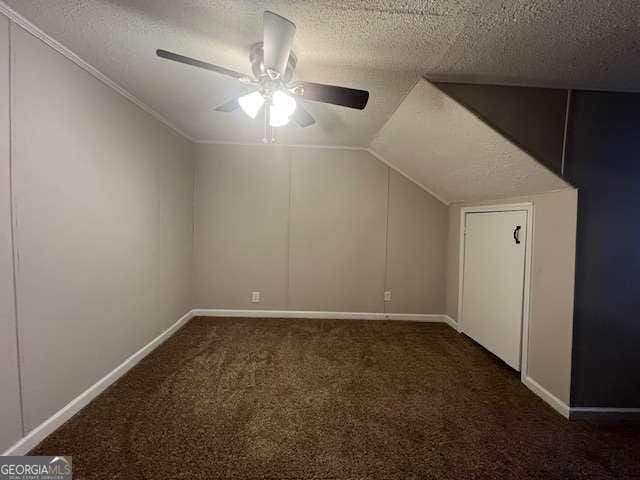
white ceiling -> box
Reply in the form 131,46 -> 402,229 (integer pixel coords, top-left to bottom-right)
371,80 -> 569,204
5,0 -> 640,146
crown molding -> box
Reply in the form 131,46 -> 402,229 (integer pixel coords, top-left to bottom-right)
193,139 -> 366,150
0,1 -> 193,141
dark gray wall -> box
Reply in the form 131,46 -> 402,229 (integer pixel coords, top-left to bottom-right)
434,82 -> 568,176
564,90 -> 640,408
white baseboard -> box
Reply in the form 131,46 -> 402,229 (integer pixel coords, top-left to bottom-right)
570,407 -> 640,420
385,313 -> 445,322
523,376 -> 570,418
2,310 -> 194,456
441,315 -> 461,332
441,316 -> 572,420
17,308 -> 636,457
192,309 -> 447,322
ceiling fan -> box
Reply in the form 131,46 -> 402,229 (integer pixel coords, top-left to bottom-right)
157,11 -> 369,142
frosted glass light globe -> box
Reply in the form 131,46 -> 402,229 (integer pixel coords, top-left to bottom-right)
238,91 -> 265,119
269,105 -> 290,126
272,90 -> 297,118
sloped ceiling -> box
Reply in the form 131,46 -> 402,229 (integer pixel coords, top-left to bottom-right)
370,80 -> 570,204
3,0 -> 640,146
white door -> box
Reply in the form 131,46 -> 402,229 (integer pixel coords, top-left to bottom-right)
461,210 -> 527,370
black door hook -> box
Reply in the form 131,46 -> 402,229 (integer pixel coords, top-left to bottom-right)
513,225 -> 521,244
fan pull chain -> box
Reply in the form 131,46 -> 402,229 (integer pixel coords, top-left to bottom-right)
263,98 -> 276,143
263,103 -> 268,143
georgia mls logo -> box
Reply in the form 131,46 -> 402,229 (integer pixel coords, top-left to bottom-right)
48,457 -> 72,474
0,456 -> 72,480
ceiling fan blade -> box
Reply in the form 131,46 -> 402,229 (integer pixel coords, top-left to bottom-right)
156,49 -> 252,82
297,81 -> 369,110
263,11 -> 296,79
214,97 -> 241,113
291,104 -> 315,127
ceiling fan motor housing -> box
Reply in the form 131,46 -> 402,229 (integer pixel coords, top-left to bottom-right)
250,42 -> 297,84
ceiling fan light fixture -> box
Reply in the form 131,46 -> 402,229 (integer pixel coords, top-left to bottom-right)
157,10 -> 369,139
238,91 -> 265,119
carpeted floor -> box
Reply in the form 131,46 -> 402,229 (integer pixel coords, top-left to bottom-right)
32,317 -> 640,479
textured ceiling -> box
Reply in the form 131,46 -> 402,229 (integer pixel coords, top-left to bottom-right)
370,80 -> 569,204
4,0 -> 640,146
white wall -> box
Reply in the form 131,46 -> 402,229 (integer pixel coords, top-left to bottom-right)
1,17 -> 194,451
446,189 -> 577,404
193,143 -> 449,314
0,14 -> 23,453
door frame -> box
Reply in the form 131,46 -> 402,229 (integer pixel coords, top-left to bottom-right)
457,202 -> 534,381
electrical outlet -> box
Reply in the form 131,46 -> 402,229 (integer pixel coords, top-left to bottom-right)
251,291 -> 260,303
384,290 -> 392,302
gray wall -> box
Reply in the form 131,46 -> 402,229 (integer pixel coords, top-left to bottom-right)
1,18 -> 194,451
446,189 -> 577,404
193,143 -> 448,314
387,170 -> 448,313
193,144 -> 290,309
0,15 -> 23,453
288,147 -> 387,312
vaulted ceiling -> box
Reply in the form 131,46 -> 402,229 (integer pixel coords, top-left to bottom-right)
5,0 -> 640,146
370,80 -> 569,204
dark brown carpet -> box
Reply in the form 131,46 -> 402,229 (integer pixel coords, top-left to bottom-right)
32,317 -> 640,479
